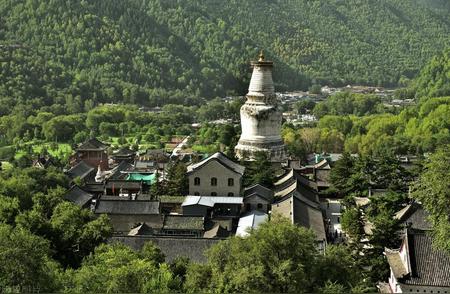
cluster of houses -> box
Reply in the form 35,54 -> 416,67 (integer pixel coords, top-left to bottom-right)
63,137 -> 342,260
60,137 -> 450,291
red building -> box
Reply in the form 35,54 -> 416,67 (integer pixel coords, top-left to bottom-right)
73,138 -> 109,170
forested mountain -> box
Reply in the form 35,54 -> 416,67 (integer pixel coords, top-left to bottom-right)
413,48 -> 450,99
0,0 -> 449,110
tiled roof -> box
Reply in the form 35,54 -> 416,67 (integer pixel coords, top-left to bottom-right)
105,180 -> 142,189
109,162 -> 134,179
274,169 -> 294,186
236,211 -> 268,237
95,200 -> 160,215
128,223 -> 153,236
182,196 -> 243,207
274,180 -> 297,198
187,152 -> 245,175
110,236 -> 222,262
401,230 -> 450,286
64,185 -> 93,207
66,161 -> 95,180
160,196 -> 186,204
385,248 -> 409,279
162,215 -> 204,230
77,138 -> 108,151
395,202 -> 431,230
273,192 -> 326,241
244,184 -> 274,202
113,148 -> 136,157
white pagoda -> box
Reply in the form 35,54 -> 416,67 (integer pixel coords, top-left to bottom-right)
235,51 -> 286,162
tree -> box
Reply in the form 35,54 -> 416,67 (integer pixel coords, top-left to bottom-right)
49,202 -> 113,268
189,215 -> 318,293
412,146 -> 450,253
242,151 -> 277,187
341,207 -> 364,243
314,245 -> 365,289
0,223 -> 61,293
329,152 -> 355,194
165,161 -> 188,196
65,243 -> 175,293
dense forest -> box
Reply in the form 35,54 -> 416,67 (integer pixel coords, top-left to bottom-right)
0,0 -> 449,113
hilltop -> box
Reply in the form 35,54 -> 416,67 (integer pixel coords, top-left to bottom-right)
0,0 -> 449,108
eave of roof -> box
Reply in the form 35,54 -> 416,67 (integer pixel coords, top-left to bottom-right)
187,152 -> 245,176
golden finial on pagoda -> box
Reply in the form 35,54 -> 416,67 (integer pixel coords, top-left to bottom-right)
258,50 -> 265,62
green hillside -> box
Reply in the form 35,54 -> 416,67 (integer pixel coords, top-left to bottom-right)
0,0 -> 449,111
413,48 -> 450,99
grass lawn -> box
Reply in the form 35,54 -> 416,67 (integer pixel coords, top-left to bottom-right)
14,142 -> 73,160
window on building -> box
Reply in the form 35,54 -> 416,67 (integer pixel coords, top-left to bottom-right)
194,192 -> 200,196
194,177 -> 200,186
211,177 -> 217,186
337,217 -> 340,223
228,178 -> 234,186
257,203 -> 263,209
228,192 -> 234,196
211,192 -> 217,196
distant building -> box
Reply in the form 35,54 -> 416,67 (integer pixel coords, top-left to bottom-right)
181,196 -> 243,218
272,191 -> 326,248
63,185 -> 93,209
112,147 -> 136,164
110,236 -> 221,263
187,152 -> 244,196
66,160 -> 96,182
94,199 -> 161,234
243,184 -> 274,213
73,138 -> 109,170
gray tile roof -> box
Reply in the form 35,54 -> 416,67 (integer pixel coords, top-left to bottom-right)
110,236 -> 222,262
128,223 -> 153,236
95,200 -> 160,215
77,138 -> 108,151
401,230 -> 450,287
182,196 -> 243,207
244,184 -> 274,202
64,185 -> 93,207
395,202 -> 431,230
187,152 -> 245,175
162,215 -> 204,230
66,161 -> 95,180
105,180 -> 142,190
273,192 -> 326,241
109,162 -> 134,179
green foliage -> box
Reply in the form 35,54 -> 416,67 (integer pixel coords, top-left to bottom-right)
341,207 -> 364,242
0,167 -> 112,269
64,243 -> 175,293
200,215 -> 318,293
412,146 -> 450,253
414,48 -> 450,99
185,215 -> 369,292
0,223 -> 62,293
314,245 -> 364,289
164,161 -> 189,196
0,0 -> 448,122
242,152 -> 277,187
313,92 -> 384,119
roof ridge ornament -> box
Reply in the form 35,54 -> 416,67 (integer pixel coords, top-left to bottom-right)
258,50 -> 265,62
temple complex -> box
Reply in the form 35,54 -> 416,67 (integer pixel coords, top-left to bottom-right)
235,52 -> 286,162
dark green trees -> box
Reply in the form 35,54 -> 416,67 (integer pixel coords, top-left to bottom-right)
412,146 -> 450,253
